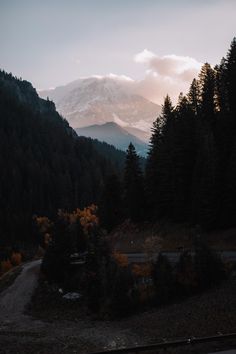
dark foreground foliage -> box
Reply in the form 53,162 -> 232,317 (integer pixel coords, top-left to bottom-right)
38,207 -> 228,319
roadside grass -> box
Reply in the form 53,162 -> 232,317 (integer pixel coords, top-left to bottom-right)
0,265 -> 23,294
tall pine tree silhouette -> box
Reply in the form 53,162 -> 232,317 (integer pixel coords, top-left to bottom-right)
198,63 -> 216,128
99,174 -> 124,231
146,95 -> 174,219
124,143 -> 145,221
172,94 -> 196,221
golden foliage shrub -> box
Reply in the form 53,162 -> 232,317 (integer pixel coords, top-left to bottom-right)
113,252 -> 129,267
58,204 -> 99,234
10,252 -> 22,266
34,216 -> 53,249
34,216 -> 53,234
0,259 -> 12,275
132,263 -> 153,277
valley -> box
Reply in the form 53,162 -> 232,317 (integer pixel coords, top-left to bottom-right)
1,2 -> 236,352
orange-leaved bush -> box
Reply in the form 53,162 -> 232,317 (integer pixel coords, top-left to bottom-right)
113,252 -> 129,267
0,259 -> 12,275
34,216 -> 53,248
132,263 -> 153,278
58,204 -> 99,234
10,252 -> 22,266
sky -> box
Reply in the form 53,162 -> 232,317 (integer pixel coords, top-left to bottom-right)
0,0 -> 235,104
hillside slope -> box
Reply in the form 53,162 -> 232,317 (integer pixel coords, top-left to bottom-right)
0,70 -> 125,244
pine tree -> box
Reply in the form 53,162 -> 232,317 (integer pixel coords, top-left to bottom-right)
188,78 -> 200,115
225,37 -> 236,118
99,174 -> 124,231
198,63 -> 216,128
222,141 -> 236,226
146,95 -> 175,218
172,94 -> 196,220
216,38 -> 236,151
124,143 -> 145,221
191,131 -> 219,229
215,59 -> 229,113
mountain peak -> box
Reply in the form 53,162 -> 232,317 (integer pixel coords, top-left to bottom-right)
39,76 -> 161,134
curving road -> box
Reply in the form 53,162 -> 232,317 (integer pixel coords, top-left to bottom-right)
0,259 -> 41,325
0,258 -> 140,353
0,254 -> 235,353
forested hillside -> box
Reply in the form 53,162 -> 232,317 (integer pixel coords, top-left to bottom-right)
101,38 -> 236,232
0,70 -> 126,245
146,38 -> 236,229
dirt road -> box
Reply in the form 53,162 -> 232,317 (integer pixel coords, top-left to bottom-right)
0,259 -> 235,353
0,259 -> 41,324
0,260 -> 139,353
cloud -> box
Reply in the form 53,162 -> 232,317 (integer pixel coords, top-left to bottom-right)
134,49 -> 156,64
66,51 -> 203,108
79,73 -> 134,82
133,50 -> 203,104
107,73 -> 134,82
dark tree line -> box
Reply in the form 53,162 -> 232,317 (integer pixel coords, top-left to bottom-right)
146,38 -> 236,229
100,38 -> 236,231
99,142 -> 145,231
0,70 -> 127,245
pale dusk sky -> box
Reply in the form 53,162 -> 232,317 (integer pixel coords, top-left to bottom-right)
0,0 -> 235,103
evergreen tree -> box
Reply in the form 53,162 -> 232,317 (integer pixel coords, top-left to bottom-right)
172,94 -> 196,220
225,37 -> 236,119
0,70 -> 126,244
124,143 -> 145,221
99,174 -> 124,231
215,59 -> 229,113
191,131 -> 219,229
222,141 -> 236,226
146,95 -> 174,218
144,39 -> 236,229
215,39 -> 236,226
188,78 -> 200,115
198,63 -> 216,128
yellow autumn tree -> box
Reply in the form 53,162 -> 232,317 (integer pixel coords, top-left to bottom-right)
57,204 -> 98,234
0,259 -> 12,275
113,252 -> 129,268
132,263 -> 153,278
10,252 -> 22,266
34,216 -> 53,248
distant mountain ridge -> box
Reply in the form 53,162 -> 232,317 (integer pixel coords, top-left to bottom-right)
76,122 -> 149,157
39,76 -> 161,137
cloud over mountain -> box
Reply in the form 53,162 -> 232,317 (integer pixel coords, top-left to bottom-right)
133,50 -> 202,104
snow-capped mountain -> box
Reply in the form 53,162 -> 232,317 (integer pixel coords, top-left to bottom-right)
39,76 -> 161,136
76,122 -> 148,157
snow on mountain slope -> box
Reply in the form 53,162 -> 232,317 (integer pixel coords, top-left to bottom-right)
39,76 -> 161,136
